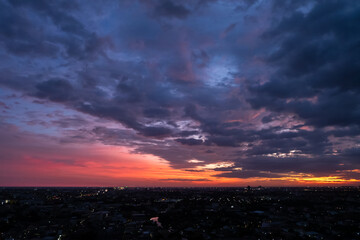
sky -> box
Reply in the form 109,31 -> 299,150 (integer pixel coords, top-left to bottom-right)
0,0 -> 359,187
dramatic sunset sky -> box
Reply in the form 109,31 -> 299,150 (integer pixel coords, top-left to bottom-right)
0,0 -> 359,187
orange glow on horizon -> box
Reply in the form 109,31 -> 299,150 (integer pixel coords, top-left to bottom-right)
1,140 -> 359,187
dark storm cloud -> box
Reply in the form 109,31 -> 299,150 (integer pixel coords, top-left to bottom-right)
77,103 -> 164,138
211,151 -> 360,180
245,128 -> 331,156
9,0 -> 84,36
328,126 -> 360,138
0,0 -> 110,59
36,79 -> 75,102
184,169 -> 205,172
0,0 -> 359,180
249,0 -> 360,128
214,170 -> 282,179
240,156 -> 350,175
207,136 -> 239,147
177,130 -> 200,137
140,126 -> 173,137
342,148 -> 360,158
0,1 -> 59,57
143,108 -> 171,118
154,0 -> 191,19
176,138 -> 203,146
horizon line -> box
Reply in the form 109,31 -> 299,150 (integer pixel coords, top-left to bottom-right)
1,185 -> 359,188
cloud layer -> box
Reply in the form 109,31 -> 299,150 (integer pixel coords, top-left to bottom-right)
0,0 -> 359,185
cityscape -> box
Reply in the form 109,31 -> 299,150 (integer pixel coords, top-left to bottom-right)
1,187 -> 360,239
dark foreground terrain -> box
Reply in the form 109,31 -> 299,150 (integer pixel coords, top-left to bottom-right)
0,187 -> 359,240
